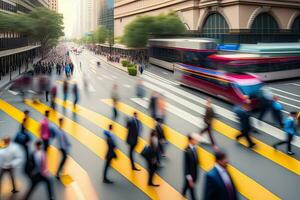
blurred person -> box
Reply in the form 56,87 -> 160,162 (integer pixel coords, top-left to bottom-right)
155,119 -> 166,158
149,92 -> 158,119
257,87 -> 273,122
234,101 -> 256,148
55,118 -> 71,179
63,80 -> 68,102
157,94 -> 166,123
50,85 -> 57,110
24,140 -> 54,200
203,150 -> 238,200
72,83 -> 79,108
271,96 -> 284,128
111,84 -> 119,121
136,79 -> 146,98
20,110 -> 30,131
70,62 -> 74,75
14,119 -> 32,176
182,133 -> 201,200
145,130 -> 160,187
40,110 -> 51,152
273,111 -> 298,155
200,98 -> 217,149
126,112 -> 142,171
103,124 -> 117,184
0,137 -> 24,194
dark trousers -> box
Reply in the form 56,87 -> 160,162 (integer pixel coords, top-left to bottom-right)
74,97 -> 78,106
103,157 -> 113,180
24,173 -> 54,200
45,91 -> 49,102
274,134 -> 294,152
43,139 -> 49,152
200,123 -> 215,145
112,107 -> 118,120
182,179 -> 196,200
272,110 -> 283,128
236,129 -> 254,146
147,163 -> 157,185
129,145 -> 136,169
0,168 -> 16,193
258,100 -> 272,121
56,149 -> 68,177
50,99 -> 56,110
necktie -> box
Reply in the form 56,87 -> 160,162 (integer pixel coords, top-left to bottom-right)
223,170 -> 234,200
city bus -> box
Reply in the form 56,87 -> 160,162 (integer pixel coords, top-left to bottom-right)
148,38 -> 218,71
210,43 -> 300,81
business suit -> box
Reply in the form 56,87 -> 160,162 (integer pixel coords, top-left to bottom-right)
103,131 -> 117,181
155,123 -> 166,155
200,106 -> 215,145
126,117 -> 141,169
203,166 -> 238,200
182,145 -> 199,200
234,106 -> 255,147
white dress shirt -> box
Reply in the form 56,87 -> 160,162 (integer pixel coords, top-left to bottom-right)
0,142 -> 24,169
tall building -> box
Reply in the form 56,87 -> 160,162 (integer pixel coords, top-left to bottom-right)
0,0 -> 48,80
114,0 -> 300,39
48,0 -> 58,12
99,0 -> 114,33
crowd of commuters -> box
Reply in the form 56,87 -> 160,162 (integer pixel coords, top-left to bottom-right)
0,44 -> 299,200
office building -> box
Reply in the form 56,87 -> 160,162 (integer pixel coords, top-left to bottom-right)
48,0 -> 58,12
114,0 -> 300,38
0,0 -> 48,80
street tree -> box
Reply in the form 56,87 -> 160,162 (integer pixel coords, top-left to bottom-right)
94,26 -> 108,44
0,8 -> 64,58
122,12 -> 186,48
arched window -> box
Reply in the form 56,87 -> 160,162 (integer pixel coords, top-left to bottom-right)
251,13 -> 279,33
291,15 -> 300,32
201,13 -> 229,39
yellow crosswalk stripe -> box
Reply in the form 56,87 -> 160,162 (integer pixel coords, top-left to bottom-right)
102,99 -> 300,176
102,99 -> 280,200
0,99 -> 97,200
55,98 -> 147,153
24,100 -> 186,200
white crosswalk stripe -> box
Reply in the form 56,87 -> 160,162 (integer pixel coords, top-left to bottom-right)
142,73 -> 300,148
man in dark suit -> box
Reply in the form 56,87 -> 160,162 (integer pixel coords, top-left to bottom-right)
234,101 -> 256,148
103,124 -> 117,184
126,112 -> 142,171
182,133 -> 201,200
203,151 -> 238,200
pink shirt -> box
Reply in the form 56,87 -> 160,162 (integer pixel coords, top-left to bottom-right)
40,118 -> 51,140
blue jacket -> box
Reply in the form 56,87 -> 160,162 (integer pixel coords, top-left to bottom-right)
284,117 -> 297,135
272,101 -> 283,111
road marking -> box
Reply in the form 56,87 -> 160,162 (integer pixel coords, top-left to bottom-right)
128,97 -> 300,175
25,100 -> 185,200
123,84 -> 131,88
144,72 -> 179,86
270,87 -> 300,98
101,74 -> 114,81
101,99 -> 280,200
8,90 -> 19,96
97,76 -> 103,81
0,100 -> 93,200
289,83 -> 300,87
279,100 -> 300,110
272,93 -> 300,103
142,75 -> 300,147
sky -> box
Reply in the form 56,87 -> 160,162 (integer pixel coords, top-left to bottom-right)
58,0 -> 80,38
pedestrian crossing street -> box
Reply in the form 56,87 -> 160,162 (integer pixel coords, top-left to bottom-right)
1,52 -> 300,200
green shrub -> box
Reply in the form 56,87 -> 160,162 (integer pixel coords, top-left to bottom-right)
121,60 -> 130,67
128,67 -> 137,76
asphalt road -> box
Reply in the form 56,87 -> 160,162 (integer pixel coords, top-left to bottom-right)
0,46 -> 300,200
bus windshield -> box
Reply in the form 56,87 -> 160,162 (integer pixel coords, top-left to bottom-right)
234,83 -> 263,98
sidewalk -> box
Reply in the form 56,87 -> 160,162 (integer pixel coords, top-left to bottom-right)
89,51 -> 128,73
0,58 -> 40,90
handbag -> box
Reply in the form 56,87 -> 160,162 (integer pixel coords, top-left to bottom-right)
141,145 -> 150,160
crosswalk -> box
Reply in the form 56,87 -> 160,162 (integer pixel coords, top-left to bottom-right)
1,51 -> 300,199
